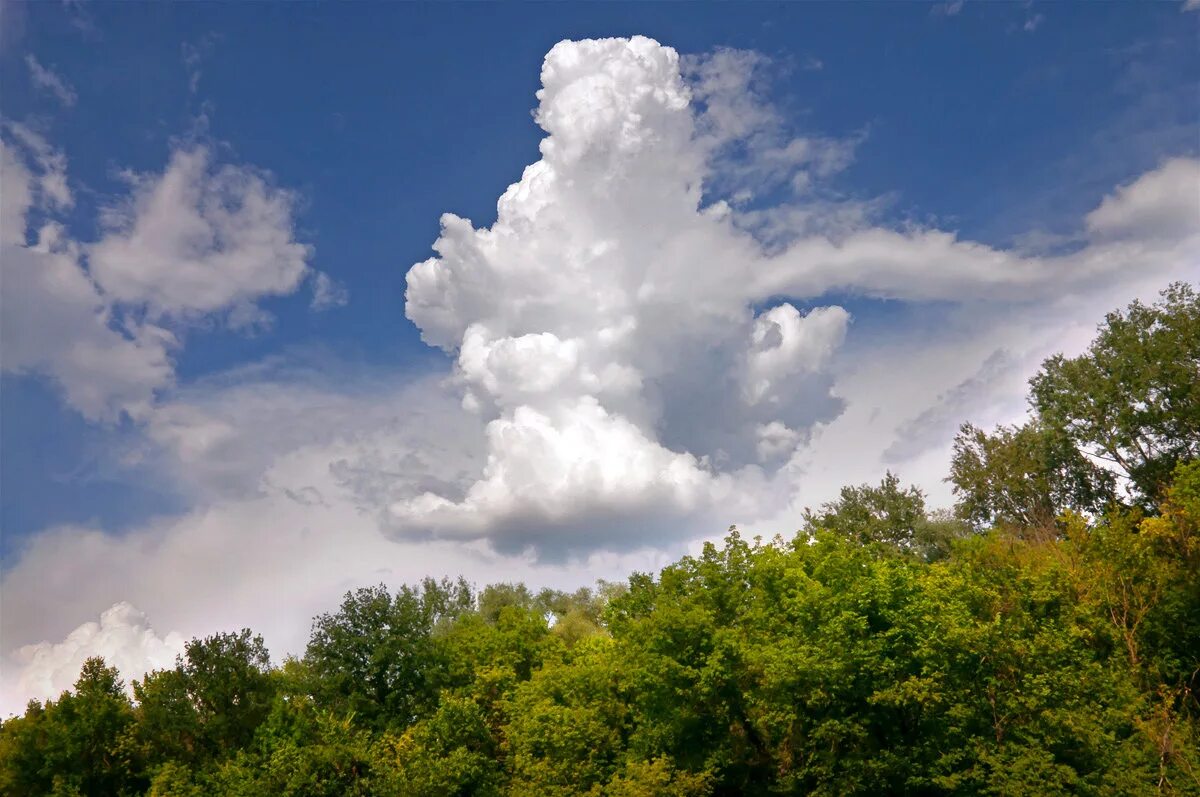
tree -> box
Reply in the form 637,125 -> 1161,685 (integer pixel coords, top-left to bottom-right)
0,659 -> 139,797
207,706 -> 396,797
1030,282 -> 1200,509
305,579 -> 472,730
1087,462 -> 1200,713
132,630 -> 275,767
386,696 -> 503,796
804,471 -> 968,559
0,701 -> 50,797
602,758 -> 712,796
949,420 -> 1116,534
506,640 -> 632,796
477,583 -> 537,624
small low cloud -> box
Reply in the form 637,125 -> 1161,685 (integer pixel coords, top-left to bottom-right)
310,271 -> 349,310
89,146 -> 313,320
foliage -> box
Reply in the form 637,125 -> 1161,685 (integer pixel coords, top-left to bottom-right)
804,470 -> 970,559
304,578 -> 471,731
130,629 -> 276,769
949,421 -> 1116,533
2,285 -> 1197,795
0,659 -> 141,797
1029,282 -> 1199,509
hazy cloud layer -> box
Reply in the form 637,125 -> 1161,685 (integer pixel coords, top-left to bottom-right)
0,374 -> 671,715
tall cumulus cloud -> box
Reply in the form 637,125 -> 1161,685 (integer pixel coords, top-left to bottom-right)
394,36 -> 1198,555
398,38 -> 853,553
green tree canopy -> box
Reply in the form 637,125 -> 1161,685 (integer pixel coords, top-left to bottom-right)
304,578 -> 472,731
804,471 -> 968,559
132,629 -> 275,769
2,284 -> 1197,796
1030,282 -> 1199,508
949,420 -> 1116,533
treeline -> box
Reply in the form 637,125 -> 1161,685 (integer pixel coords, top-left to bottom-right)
1,284 -> 1197,796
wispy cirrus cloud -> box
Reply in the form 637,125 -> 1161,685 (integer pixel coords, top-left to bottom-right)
25,55 -> 77,107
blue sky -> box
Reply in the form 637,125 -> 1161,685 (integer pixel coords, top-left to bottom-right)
1,2 -> 1196,711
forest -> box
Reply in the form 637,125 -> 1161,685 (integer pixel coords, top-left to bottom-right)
1,283 -> 1197,796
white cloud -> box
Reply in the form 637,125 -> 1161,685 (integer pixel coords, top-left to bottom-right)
6,603 -> 185,708
743,304 -> 849,406
1,127 -> 322,420
390,396 -> 775,554
139,366 -> 485,506
1,129 -> 175,421
684,47 -> 862,200
89,147 -> 312,319
2,121 -> 71,213
1185,0 -> 1200,12
932,0 -> 965,17
755,209 -> 1197,303
400,36 -> 1197,551
182,42 -> 205,94
1085,157 -> 1200,242
401,38 -> 848,548
755,421 -> 803,463
310,271 -> 349,310
25,54 -> 77,107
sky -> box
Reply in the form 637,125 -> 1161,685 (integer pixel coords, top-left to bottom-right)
0,1 -> 1197,715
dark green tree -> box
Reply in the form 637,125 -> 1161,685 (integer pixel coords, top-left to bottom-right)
949,420 -> 1116,533
304,578 -> 472,730
132,629 -> 275,769
804,471 -> 969,559
0,658 -> 139,797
